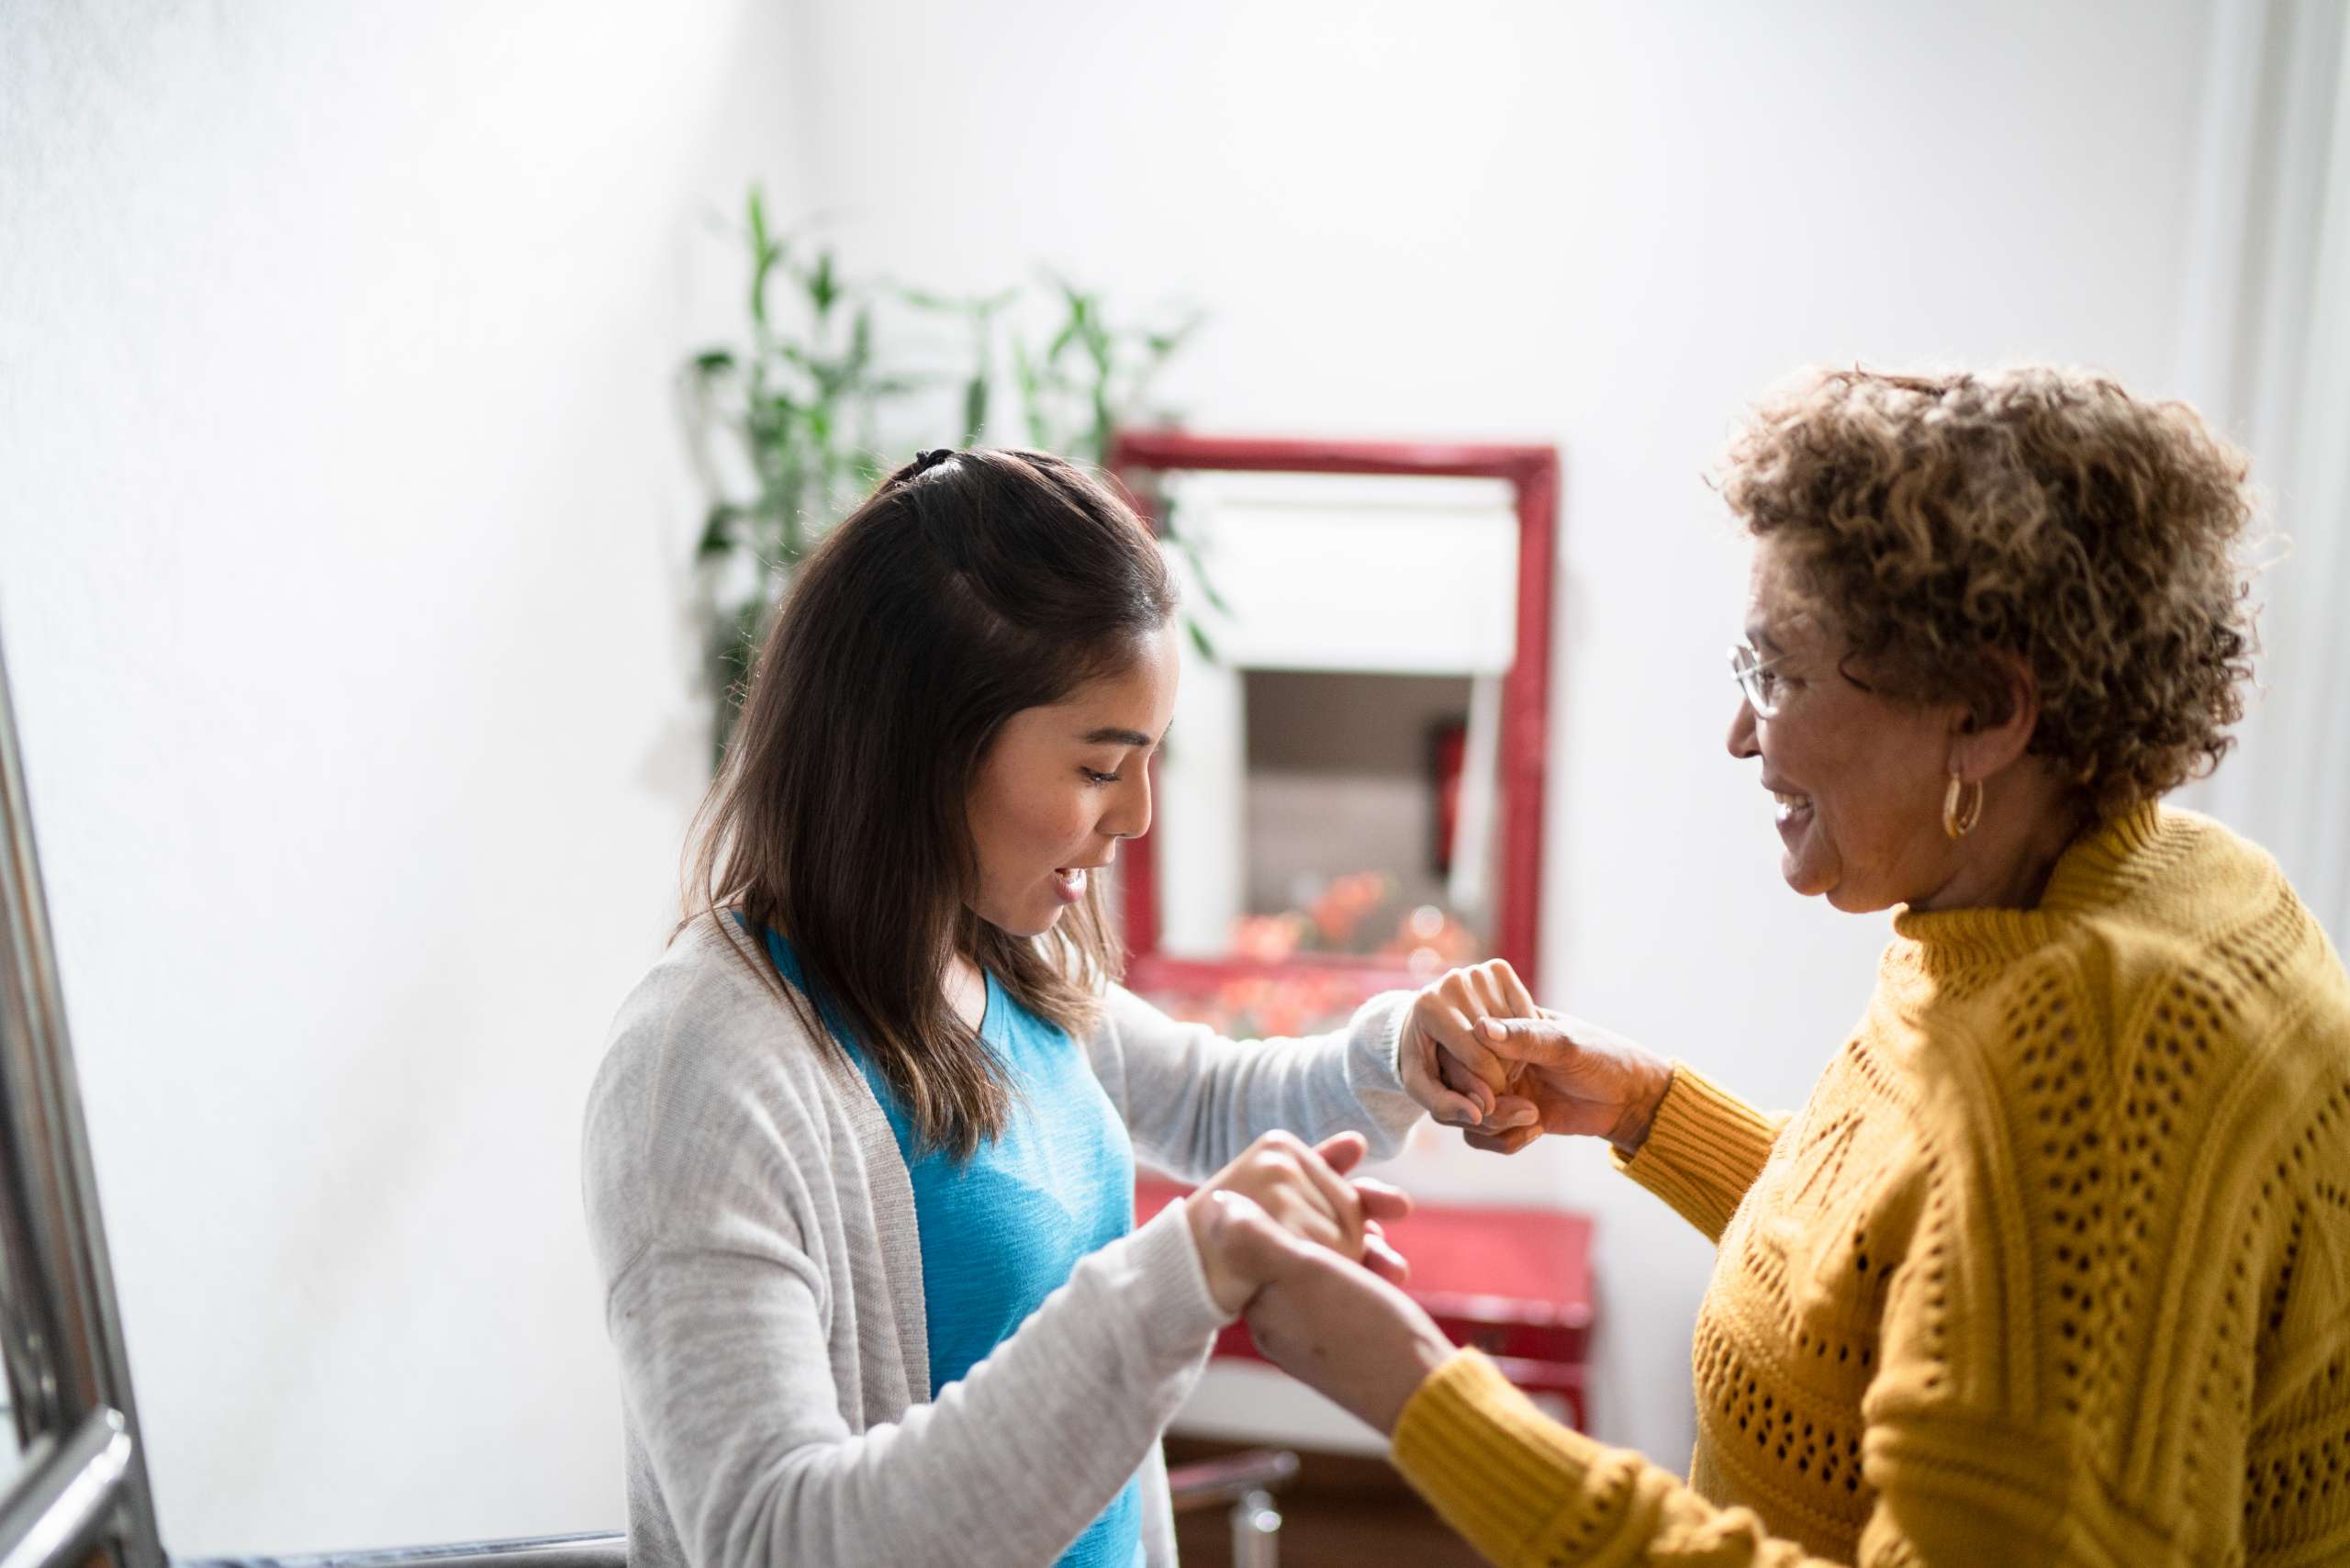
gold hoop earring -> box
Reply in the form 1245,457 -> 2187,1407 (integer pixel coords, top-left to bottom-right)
1942,773 -> 1984,839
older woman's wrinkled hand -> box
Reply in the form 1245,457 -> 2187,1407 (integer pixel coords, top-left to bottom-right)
1203,1196 -> 1455,1436
1184,1130 -> 1414,1316
1459,1011 -> 1675,1158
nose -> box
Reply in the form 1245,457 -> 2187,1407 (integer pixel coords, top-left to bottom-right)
1103,760 -> 1154,842
1727,696 -> 1761,760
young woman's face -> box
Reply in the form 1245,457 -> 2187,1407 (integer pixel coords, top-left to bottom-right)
1726,543 -> 1962,913
965,624 -> 1181,938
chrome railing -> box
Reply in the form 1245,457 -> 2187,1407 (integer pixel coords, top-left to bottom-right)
0,634 -> 162,1568
174,1535 -> 630,1568
1168,1447 -> 1298,1568
0,1409 -> 134,1568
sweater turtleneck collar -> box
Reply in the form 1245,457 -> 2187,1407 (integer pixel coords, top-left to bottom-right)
1887,801 -> 2180,976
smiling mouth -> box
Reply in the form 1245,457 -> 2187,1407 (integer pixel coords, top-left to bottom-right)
1769,789 -> 1813,824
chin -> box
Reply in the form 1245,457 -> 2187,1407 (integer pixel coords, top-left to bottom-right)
1008,907 -> 1067,940
970,899 -> 1062,940
1780,852 -> 1830,901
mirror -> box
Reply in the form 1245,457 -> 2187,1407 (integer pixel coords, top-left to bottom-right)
1108,435 -> 1558,1038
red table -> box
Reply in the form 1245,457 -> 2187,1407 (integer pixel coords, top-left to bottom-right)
1136,1177 -> 1595,1428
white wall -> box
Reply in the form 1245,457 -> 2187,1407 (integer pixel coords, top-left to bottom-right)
1,0 -> 2262,1547
0,0 -> 811,1551
784,0 -> 2217,1468
2173,1 -> 2350,940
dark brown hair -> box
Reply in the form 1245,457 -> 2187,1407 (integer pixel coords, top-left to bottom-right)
684,448 -> 1176,1158
1718,365 -> 2259,816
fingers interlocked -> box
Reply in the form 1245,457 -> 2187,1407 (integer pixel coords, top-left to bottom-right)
1408,958 -> 1543,1131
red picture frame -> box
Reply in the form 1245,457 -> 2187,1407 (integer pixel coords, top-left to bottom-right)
1104,431 -> 1560,1002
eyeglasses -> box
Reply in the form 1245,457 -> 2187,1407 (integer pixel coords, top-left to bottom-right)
1728,640 -> 1793,718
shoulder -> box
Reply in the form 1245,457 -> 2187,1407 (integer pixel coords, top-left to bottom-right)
2071,807 -> 2350,1116
1915,913 -> 2333,1191
1091,981 -> 1177,1040
1907,866 -> 2347,1294
1071,981 -> 1157,1096
581,918 -> 866,1273
588,917 -> 834,1111
1930,801 -> 2345,1112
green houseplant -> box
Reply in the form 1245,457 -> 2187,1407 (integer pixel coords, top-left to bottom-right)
682,188 -> 1205,762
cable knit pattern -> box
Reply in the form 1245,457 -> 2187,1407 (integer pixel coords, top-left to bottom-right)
1391,804 -> 2350,1565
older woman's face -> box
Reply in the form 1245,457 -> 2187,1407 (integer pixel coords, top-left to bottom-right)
1727,543 -> 1963,913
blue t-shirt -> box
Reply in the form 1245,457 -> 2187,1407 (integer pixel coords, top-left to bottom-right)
764,933 -> 1142,1568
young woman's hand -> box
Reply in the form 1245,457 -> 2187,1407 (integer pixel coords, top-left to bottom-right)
1398,959 -> 1542,1132
1184,1130 -> 1412,1316
1207,1198 -> 1456,1435
1457,1011 -> 1675,1158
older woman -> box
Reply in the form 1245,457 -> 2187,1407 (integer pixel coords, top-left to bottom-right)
1231,366 -> 2350,1565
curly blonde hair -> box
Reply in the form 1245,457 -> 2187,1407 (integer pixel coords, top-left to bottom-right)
1718,366 -> 2259,817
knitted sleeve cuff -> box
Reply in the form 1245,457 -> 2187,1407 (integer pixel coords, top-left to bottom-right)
1610,1062 -> 1784,1243
1391,1350 -> 1604,1563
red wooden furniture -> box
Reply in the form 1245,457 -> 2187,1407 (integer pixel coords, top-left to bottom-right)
1136,1177 -> 1595,1429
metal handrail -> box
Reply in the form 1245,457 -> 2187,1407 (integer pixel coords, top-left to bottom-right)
1168,1448 -> 1297,1567
0,633 -> 163,1568
175,1533 -> 629,1568
0,1407 -> 132,1568
1165,1447 -> 1299,1511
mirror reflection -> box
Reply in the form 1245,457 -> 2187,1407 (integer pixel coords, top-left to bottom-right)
1147,472 -> 1519,1012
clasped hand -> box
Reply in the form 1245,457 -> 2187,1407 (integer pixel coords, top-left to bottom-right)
1398,958 -> 1672,1159
1191,963 -> 1668,1321
1184,957 -> 1667,1313
1194,963 -> 1676,1436
1182,1129 -> 1412,1316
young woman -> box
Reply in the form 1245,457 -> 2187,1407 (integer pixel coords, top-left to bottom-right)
581,448 -> 1505,1568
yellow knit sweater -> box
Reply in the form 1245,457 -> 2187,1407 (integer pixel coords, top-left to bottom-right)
1393,804 -> 2350,1565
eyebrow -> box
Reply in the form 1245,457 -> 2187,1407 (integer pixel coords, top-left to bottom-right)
1744,623 -> 1785,655
1080,725 -> 1165,748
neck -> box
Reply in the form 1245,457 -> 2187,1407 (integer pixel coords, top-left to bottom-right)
1908,767 -> 2087,914
943,947 -> 988,1031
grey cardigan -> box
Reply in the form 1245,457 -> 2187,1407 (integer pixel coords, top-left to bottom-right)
581,920 -> 1423,1568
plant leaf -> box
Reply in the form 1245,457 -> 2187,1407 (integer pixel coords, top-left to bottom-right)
697,503 -> 741,560
1171,525 -> 1234,616
963,375 -> 989,445
1012,338 -> 1050,447
848,307 -> 872,372
747,189 -> 782,329
1185,615 -> 1219,663
808,250 -> 839,319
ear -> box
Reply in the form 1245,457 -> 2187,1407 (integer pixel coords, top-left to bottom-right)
1948,650 -> 2040,781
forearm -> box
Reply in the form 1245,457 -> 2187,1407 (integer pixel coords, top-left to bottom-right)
617,1202 -> 1224,1568
1101,985 -> 1424,1178
1393,1353 -> 1829,1568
